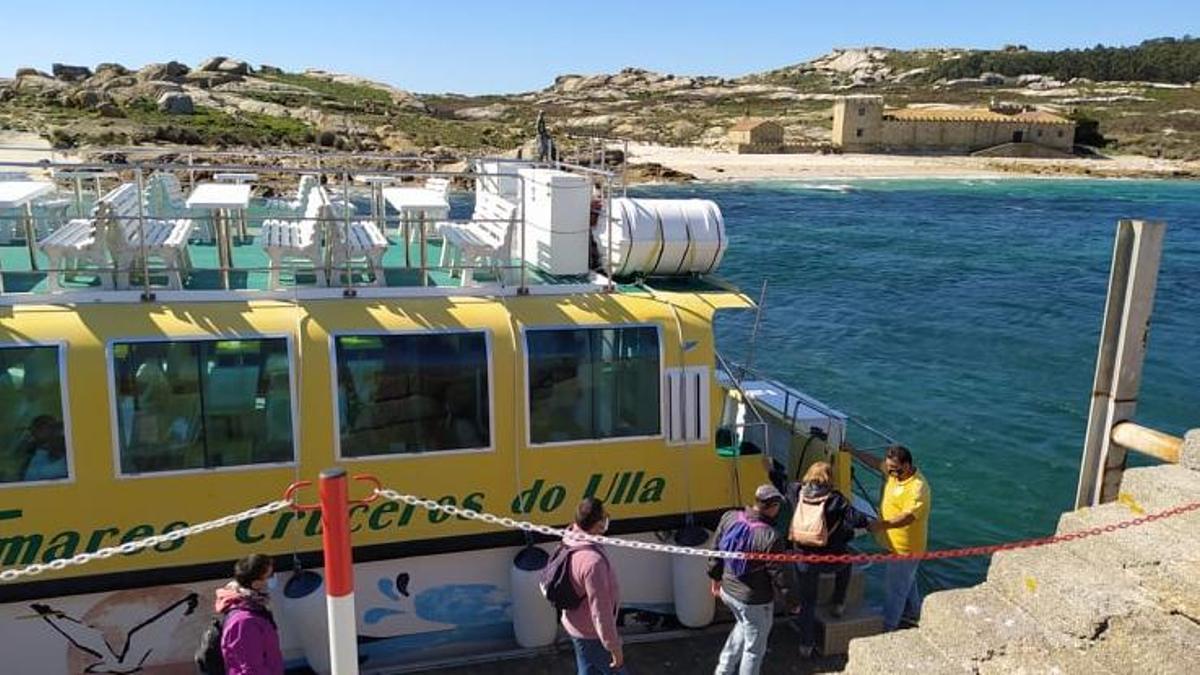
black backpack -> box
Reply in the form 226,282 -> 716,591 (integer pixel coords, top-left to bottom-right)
539,543 -> 598,611
194,612 -> 227,675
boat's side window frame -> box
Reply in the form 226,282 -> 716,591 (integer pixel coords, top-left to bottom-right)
106,333 -> 300,478
523,322 -> 665,448
0,341 -> 74,488
330,328 -> 495,461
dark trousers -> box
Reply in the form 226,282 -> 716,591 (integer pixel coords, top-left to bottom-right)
794,561 -> 851,648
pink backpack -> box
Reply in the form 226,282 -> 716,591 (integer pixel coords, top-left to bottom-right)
789,493 -> 831,546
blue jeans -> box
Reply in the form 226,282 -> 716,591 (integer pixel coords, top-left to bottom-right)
883,559 -> 923,630
715,588 -> 774,675
571,637 -> 628,675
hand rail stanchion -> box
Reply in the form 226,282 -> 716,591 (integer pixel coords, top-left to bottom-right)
318,468 -> 359,675
519,173 -> 528,294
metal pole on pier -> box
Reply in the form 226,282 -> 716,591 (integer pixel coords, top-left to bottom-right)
1075,220 -> 1166,508
319,468 -> 359,675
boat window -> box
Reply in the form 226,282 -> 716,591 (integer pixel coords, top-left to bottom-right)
0,346 -> 68,484
334,332 -> 490,457
112,338 -> 293,474
526,326 -> 660,444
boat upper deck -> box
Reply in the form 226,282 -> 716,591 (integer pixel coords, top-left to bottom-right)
0,148 -> 736,304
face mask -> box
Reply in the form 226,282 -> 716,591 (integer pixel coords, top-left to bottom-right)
600,517 -> 610,534
266,576 -> 279,592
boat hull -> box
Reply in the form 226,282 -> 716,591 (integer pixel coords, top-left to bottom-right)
1,530 -> 706,674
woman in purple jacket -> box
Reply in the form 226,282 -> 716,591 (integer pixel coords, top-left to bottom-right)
215,554 -> 284,675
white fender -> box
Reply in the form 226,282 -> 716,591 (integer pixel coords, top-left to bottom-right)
280,570 -> 332,675
509,545 -> 558,648
671,526 -> 715,628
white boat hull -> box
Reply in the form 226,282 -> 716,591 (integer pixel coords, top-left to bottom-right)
1,531 -> 706,674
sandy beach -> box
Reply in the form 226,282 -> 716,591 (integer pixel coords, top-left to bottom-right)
627,142 -> 1200,182
0,131 -> 78,175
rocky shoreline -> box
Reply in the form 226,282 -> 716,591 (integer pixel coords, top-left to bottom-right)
2,45 -> 1197,172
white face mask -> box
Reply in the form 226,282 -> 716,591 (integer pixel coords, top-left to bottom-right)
600,517 -> 610,535
266,575 -> 279,592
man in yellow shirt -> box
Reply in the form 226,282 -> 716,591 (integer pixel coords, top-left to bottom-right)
850,444 -> 930,630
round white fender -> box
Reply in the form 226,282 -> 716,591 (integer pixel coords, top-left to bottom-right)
510,545 -> 558,648
671,526 -> 715,628
280,570 -> 332,675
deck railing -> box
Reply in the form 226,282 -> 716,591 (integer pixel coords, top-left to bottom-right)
0,149 -> 621,300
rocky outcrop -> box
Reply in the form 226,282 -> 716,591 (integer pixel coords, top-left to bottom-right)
157,92 -> 194,114
14,72 -> 67,96
198,56 -> 251,76
62,88 -> 103,109
52,64 -> 92,82
107,79 -> 181,105
95,63 -> 129,77
454,103 -> 511,121
184,70 -> 242,89
136,61 -> 189,83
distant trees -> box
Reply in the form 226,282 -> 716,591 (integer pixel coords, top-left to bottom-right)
930,37 -> 1200,83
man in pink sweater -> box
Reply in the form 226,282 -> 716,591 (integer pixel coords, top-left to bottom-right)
561,497 -> 627,674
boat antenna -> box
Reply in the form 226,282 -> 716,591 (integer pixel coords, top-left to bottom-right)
739,278 -> 768,380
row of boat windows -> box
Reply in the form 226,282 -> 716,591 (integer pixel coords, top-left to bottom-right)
0,326 -> 662,485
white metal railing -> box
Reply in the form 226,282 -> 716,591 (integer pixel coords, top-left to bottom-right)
0,149 -> 622,300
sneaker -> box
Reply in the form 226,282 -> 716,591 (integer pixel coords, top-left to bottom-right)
798,645 -> 814,659
830,602 -> 846,618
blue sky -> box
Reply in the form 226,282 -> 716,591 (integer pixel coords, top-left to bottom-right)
1,1 -> 1194,94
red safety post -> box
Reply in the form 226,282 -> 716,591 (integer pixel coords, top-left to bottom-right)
319,468 -> 358,675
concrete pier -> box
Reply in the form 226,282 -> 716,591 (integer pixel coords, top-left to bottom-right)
843,429 -> 1200,674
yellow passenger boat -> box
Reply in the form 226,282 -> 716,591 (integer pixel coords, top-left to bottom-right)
0,153 -> 851,673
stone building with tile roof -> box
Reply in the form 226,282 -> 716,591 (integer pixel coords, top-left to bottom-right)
832,95 -> 1077,154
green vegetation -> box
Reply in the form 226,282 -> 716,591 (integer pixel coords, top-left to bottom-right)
929,37 -> 1200,83
258,72 -> 392,106
881,50 -> 948,75
124,99 -> 313,146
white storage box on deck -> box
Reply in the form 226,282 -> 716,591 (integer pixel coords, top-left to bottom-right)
516,168 -> 591,275
596,198 -> 726,276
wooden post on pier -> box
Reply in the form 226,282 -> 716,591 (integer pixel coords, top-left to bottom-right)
1075,220 -> 1166,508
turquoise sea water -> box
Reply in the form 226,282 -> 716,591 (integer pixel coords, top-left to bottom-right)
638,178 -> 1200,590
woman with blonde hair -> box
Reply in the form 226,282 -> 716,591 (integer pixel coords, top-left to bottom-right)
785,460 -> 876,658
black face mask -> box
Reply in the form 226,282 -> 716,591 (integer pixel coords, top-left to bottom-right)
756,504 -> 780,524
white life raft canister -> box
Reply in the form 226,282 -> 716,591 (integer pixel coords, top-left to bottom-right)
595,198 -> 727,276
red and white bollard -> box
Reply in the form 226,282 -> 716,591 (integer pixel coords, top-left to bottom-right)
318,468 -> 358,675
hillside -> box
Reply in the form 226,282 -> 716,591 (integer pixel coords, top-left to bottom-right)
1,38 -> 1198,161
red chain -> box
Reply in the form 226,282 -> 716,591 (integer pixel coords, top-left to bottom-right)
737,500 -> 1200,564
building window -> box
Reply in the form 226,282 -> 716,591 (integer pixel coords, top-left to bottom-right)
0,346 -> 68,484
855,128 -> 864,138
335,333 -> 490,457
527,326 -> 660,444
1037,129 -> 1044,137
858,106 -> 866,116
112,338 -> 293,474
1058,130 -> 1064,138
